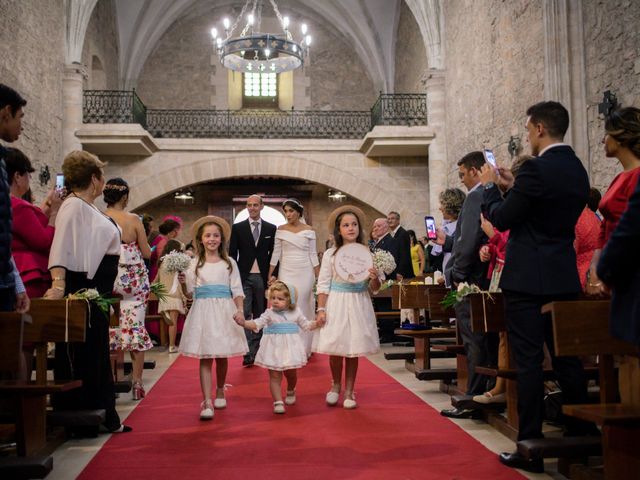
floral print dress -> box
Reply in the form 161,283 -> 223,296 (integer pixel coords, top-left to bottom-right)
110,242 -> 153,351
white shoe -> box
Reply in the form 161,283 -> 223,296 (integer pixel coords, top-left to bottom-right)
285,390 -> 296,406
168,346 -> 178,354
472,392 -> 506,404
343,396 -> 357,409
273,401 -> 286,414
326,391 -> 340,406
200,400 -> 214,420
213,398 -> 227,409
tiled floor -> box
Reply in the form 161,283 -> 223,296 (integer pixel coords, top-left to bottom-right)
47,345 -> 562,479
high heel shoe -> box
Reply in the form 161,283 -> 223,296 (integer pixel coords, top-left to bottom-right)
132,382 -> 145,401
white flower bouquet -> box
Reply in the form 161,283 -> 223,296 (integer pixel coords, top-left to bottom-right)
440,282 -> 485,310
67,288 -> 118,317
372,249 -> 396,276
161,251 -> 192,273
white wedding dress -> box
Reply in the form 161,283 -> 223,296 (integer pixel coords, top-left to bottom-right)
270,229 -> 319,354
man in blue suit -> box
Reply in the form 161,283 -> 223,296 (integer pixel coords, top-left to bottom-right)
481,101 -> 596,473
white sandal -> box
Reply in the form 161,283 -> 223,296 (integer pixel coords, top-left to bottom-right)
273,401 -> 286,414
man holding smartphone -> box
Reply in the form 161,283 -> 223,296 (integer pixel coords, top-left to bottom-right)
480,101 -> 596,473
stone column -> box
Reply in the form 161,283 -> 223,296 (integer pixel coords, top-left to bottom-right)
543,0 -> 588,167
426,70 -> 447,220
62,63 -> 87,156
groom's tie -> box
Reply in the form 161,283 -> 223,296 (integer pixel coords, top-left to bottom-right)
252,221 -> 260,244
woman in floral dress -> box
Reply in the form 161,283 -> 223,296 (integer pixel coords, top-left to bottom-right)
104,178 -> 153,400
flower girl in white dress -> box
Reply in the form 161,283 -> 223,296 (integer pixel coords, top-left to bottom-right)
313,206 -> 381,409
178,216 -> 248,420
235,281 -> 319,414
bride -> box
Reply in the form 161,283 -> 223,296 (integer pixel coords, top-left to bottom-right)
268,198 -> 319,354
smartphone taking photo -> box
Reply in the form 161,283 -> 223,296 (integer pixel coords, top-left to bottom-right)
483,149 -> 498,171
424,215 -> 437,240
55,173 -> 65,193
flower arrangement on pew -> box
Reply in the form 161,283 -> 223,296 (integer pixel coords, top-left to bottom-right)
67,288 -> 118,317
441,282 -> 492,310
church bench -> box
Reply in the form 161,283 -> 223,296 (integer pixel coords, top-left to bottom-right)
393,327 -> 457,372
0,455 -> 53,479
531,300 -> 640,479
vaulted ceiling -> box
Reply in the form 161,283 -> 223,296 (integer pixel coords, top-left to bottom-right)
113,0 -> 401,91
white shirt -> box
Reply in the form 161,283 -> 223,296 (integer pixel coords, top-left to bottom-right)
390,225 -> 401,238
538,142 -> 569,157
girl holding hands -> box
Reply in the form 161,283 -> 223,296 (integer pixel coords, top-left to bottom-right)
313,205 -> 381,409
235,281 -> 320,414
178,216 -> 248,420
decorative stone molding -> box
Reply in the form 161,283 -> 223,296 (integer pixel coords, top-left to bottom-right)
543,0 -> 588,165
64,0 -> 99,64
404,0 -> 445,70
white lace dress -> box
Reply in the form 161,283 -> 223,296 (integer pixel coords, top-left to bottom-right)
252,307 -> 315,371
269,229 -> 319,354
178,259 -> 249,359
312,247 -> 380,357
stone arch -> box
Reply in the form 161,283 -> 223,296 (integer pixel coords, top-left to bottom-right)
126,154 -> 407,218
403,0 -> 445,70
65,0 -> 100,64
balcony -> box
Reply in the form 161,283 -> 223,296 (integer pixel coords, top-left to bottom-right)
80,91 -> 433,156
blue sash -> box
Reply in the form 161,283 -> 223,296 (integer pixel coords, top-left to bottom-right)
330,280 -> 368,293
263,323 -> 300,335
194,284 -> 232,299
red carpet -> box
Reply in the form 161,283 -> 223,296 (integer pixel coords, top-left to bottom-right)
79,355 -> 525,479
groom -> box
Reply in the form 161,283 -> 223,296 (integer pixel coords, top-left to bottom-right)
229,194 -> 277,366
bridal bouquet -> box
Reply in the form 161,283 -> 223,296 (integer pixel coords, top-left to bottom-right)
67,288 -> 118,317
372,249 -> 396,276
162,251 -> 192,273
440,282 -> 485,309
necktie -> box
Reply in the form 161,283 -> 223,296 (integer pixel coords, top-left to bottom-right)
252,221 -> 260,243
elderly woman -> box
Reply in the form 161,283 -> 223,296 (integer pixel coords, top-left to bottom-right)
587,107 -> 640,296
432,188 -> 466,284
7,148 -> 62,297
44,150 -> 131,433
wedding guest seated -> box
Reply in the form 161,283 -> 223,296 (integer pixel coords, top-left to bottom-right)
44,150 -> 131,433
7,147 -> 63,298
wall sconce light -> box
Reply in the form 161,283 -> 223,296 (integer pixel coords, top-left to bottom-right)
598,90 -> 618,118
507,136 -> 521,158
328,190 -> 346,202
39,165 -> 51,186
174,189 -> 195,204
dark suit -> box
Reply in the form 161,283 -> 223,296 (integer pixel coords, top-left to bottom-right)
229,218 -> 276,359
392,226 -> 415,279
373,233 -> 399,278
483,145 -> 594,440
597,176 -> 640,347
444,185 -> 491,396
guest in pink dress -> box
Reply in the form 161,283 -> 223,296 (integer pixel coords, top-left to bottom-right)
574,207 -> 601,290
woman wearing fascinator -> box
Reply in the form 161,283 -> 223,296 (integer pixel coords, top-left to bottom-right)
267,198 -> 319,355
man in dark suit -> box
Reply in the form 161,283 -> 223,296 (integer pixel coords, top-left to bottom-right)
229,194 -> 276,366
387,212 -> 414,280
481,101 -> 596,473
437,151 -> 491,419
598,176 -> 640,347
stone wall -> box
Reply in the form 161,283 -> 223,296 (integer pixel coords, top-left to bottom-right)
443,0 -> 544,184
583,0 -> 640,191
136,2 -> 378,111
0,0 -> 65,203
394,0 -> 428,93
81,0 -> 119,90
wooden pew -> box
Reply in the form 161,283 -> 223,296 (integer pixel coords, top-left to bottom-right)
0,310 -> 81,478
392,283 -> 457,381
541,300 -> 640,480
23,299 -> 106,435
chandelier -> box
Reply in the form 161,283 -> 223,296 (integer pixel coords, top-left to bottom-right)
210,0 -> 311,74
328,190 -> 347,202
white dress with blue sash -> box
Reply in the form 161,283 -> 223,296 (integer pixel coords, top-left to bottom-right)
253,307 -> 314,370
179,259 -> 249,359
312,247 -> 380,357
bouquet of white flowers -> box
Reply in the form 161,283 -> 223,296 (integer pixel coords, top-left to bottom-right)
67,288 -> 118,317
372,249 -> 396,276
162,251 -> 192,273
440,282 -> 484,309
